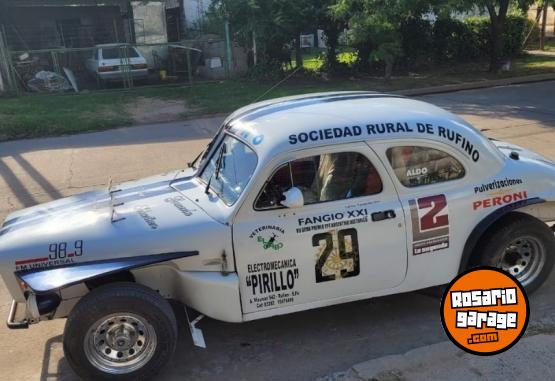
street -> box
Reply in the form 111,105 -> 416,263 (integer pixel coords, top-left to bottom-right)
1,81 -> 555,381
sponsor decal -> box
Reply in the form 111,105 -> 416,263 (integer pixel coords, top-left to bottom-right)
164,195 -> 196,216
406,167 -> 428,177
296,208 -> 369,234
409,194 -> 450,255
135,206 -> 159,230
288,122 -> 480,162
473,178 -> 523,194
245,259 -> 300,309
472,191 -> 528,210
15,240 -> 84,271
249,225 -> 285,251
313,228 -> 360,283
441,267 -> 529,355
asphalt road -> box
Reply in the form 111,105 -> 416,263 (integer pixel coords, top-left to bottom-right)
1,81 -> 555,381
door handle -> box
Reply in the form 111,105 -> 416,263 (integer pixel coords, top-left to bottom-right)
371,210 -> 396,222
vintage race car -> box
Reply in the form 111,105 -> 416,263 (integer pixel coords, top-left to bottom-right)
2,92 -> 555,380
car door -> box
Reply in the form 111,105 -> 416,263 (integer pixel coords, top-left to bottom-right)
233,142 -> 408,316
373,139 -> 474,287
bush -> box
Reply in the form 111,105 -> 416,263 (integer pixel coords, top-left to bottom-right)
432,18 -> 481,64
400,17 -> 433,66
245,61 -> 284,81
465,14 -> 528,59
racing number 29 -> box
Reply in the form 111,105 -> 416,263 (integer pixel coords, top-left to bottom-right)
313,228 -> 360,283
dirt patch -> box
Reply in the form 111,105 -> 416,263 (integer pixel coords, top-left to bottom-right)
125,96 -> 190,124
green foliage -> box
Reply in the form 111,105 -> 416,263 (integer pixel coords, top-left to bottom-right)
245,61 -> 285,81
432,17 -> 482,63
397,14 -> 531,66
399,17 -> 433,66
464,14 -> 530,59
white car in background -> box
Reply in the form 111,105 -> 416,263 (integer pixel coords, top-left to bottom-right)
85,44 -> 148,83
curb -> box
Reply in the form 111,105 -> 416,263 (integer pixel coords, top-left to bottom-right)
393,73 -> 555,97
319,320 -> 555,381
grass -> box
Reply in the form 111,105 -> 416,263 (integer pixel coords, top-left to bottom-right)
0,52 -> 554,141
543,38 -> 555,52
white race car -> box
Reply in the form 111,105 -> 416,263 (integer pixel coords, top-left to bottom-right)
2,92 -> 554,380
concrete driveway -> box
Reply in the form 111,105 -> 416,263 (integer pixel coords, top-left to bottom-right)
0,81 -> 555,381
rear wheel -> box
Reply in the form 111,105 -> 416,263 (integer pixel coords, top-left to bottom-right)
475,213 -> 555,294
63,282 -> 177,381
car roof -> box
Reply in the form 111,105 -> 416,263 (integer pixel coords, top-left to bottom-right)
225,91 -> 502,167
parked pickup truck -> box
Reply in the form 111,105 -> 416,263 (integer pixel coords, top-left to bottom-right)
2,92 -> 554,380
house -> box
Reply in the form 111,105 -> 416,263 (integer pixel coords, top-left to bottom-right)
0,0 -> 213,51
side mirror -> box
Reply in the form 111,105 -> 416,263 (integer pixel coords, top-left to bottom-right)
281,187 -> 304,209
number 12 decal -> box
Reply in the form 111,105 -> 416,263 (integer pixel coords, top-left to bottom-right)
313,228 -> 360,283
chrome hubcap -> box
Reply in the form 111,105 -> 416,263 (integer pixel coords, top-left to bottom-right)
84,313 -> 157,374
498,236 -> 546,286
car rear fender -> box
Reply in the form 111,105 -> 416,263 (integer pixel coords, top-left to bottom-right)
459,197 -> 545,272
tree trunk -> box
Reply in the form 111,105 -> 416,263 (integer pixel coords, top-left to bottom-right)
323,22 -> 341,72
486,1 -> 509,73
294,34 -> 303,69
540,2 -> 548,50
489,18 -> 503,72
384,60 -> 393,80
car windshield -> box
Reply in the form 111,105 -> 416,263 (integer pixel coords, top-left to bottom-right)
199,134 -> 257,205
101,47 -> 140,59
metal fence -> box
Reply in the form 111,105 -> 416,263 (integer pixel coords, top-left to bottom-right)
0,23 -> 237,95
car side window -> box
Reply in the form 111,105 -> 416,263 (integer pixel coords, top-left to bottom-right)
255,152 -> 383,210
386,146 -> 465,187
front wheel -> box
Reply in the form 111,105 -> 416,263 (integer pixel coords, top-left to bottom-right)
63,282 -> 177,381
475,213 -> 555,294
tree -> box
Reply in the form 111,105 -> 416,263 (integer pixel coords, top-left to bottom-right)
484,0 -> 510,72
332,0 -> 436,75
449,0 -> 519,72
208,0 -> 321,70
314,0 -> 345,72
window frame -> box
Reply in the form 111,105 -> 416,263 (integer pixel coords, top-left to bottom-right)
196,131 -> 259,207
253,150 -> 383,212
384,143 -> 467,189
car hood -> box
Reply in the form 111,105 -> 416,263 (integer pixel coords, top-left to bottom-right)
0,170 -> 230,274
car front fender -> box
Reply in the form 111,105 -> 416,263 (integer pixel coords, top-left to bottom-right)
16,251 -> 199,294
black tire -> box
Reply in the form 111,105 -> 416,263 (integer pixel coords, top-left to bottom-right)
474,213 -> 555,294
63,282 -> 177,381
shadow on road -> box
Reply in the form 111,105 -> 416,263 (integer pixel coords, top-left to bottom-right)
41,334 -> 78,381
0,118 -> 223,157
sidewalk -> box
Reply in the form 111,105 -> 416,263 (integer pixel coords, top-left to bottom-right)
321,326 -> 555,381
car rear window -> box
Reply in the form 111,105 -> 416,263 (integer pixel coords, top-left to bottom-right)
101,47 -> 140,59
386,146 -> 465,187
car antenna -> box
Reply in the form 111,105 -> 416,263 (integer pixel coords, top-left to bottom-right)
252,66 -> 302,103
